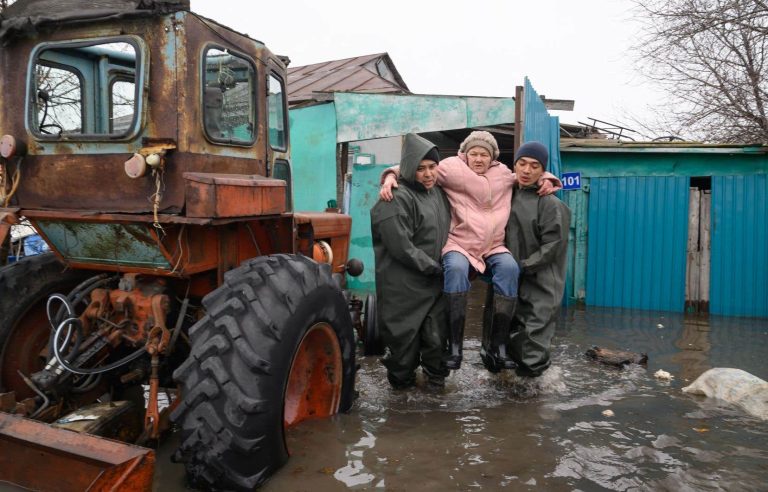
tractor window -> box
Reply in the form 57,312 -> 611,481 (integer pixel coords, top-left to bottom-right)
203,47 -> 256,145
267,73 -> 287,150
110,78 -> 135,133
34,65 -> 84,134
30,39 -> 141,138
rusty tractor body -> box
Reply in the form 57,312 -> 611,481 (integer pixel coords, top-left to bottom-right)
0,1 -> 366,490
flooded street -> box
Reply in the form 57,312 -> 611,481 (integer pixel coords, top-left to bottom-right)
157,284 -> 768,491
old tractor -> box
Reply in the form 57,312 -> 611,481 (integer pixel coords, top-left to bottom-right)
0,0 -> 368,490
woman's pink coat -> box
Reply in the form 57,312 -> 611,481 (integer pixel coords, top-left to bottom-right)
435,154 -> 517,273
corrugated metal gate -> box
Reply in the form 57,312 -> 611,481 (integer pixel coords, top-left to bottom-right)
586,176 -> 689,311
710,175 -> 768,317
522,78 -> 561,179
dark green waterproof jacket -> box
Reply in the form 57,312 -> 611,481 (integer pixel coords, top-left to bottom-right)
505,184 -> 571,376
370,134 -> 451,367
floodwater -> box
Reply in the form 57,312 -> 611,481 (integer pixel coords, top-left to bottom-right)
155,283 -> 768,491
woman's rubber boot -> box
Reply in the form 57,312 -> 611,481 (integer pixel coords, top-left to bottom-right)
445,292 -> 468,370
481,293 -> 517,373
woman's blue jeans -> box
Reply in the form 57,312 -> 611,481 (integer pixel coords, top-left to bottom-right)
442,251 -> 520,297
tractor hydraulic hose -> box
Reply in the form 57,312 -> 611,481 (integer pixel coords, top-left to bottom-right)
45,275 -> 112,361
67,274 -> 111,305
46,293 -> 78,354
53,317 -> 147,375
70,372 -> 103,394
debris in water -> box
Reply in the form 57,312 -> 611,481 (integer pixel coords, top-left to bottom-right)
657,324 -> 664,329
682,367 -> 768,420
602,409 -> 615,417
585,346 -> 648,367
654,369 -> 673,380
693,427 -> 709,433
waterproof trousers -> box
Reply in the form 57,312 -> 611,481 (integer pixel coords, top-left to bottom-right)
381,296 -> 449,387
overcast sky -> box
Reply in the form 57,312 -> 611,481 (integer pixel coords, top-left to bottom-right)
192,0 -> 665,134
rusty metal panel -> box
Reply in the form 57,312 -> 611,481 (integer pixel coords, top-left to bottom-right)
1,12 -> 274,214
0,411 -> 154,492
184,172 -> 286,218
36,220 -> 172,269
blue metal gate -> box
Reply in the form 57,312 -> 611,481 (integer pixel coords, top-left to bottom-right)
586,176 -> 689,311
710,175 -> 768,317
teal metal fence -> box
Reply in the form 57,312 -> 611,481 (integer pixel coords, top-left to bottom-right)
586,176 -> 689,311
711,175 -> 768,317
523,77 -> 561,179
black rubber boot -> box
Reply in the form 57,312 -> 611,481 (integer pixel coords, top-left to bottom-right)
422,367 -> 446,391
481,293 -> 517,373
444,292 -> 468,370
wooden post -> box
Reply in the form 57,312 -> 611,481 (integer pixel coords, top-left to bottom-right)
337,142 -> 349,209
514,85 -> 524,154
700,190 -> 711,313
685,188 -> 701,313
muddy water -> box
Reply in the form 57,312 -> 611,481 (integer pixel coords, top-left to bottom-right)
155,284 -> 768,491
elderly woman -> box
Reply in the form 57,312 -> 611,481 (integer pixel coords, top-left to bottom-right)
380,132 -> 560,372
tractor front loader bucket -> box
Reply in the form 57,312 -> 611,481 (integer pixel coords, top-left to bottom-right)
0,412 -> 155,492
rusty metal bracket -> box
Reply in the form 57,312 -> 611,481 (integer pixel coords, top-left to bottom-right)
144,354 -> 162,440
0,210 -> 19,247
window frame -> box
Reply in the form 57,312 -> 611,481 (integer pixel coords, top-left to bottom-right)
267,71 -> 288,152
32,61 -> 86,135
26,35 -> 146,142
200,43 -> 258,147
108,75 -> 136,134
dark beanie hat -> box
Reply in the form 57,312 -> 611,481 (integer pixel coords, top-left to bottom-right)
423,147 -> 440,164
514,141 -> 549,169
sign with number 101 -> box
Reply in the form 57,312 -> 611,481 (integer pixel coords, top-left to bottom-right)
561,172 -> 581,190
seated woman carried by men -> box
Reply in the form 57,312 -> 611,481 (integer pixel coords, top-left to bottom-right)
371,131 -> 570,390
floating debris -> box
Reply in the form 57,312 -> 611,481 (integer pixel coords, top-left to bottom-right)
683,368 -> 768,420
602,409 -> 615,417
654,369 -> 674,380
585,346 -> 648,367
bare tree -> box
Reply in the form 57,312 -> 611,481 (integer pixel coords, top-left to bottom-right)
634,0 -> 768,143
0,0 -> 16,12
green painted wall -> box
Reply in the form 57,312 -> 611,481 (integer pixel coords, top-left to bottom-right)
289,102 -> 339,211
333,93 -> 515,142
346,163 -> 393,294
562,149 -> 768,178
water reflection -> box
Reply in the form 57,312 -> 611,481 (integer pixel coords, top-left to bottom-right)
272,301 -> 767,491
153,286 -> 768,491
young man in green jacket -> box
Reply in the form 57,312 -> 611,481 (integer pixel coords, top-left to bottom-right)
370,134 -> 451,389
504,142 -> 571,377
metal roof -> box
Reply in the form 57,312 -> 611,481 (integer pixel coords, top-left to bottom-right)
287,53 -> 409,107
560,137 -> 768,154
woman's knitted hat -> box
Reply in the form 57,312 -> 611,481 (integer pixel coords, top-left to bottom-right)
459,131 -> 500,159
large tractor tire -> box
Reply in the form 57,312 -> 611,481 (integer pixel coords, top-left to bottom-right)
172,254 -> 356,491
0,253 -> 91,398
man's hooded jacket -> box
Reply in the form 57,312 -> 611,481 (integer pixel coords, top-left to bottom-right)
370,134 -> 451,381
504,183 -> 571,376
